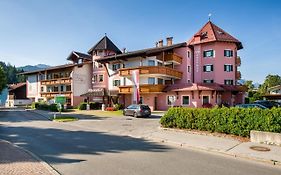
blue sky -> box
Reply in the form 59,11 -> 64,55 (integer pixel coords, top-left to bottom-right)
0,0 -> 280,83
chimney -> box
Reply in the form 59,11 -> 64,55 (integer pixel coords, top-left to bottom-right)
122,48 -> 126,53
166,37 -> 173,46
155,41 -> 158,48
158,39 -> 163,47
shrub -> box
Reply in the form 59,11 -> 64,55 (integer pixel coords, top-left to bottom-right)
114,103 -> 124,110
78,102 -> 87,110
31,102 -> 40,109
89,102 -> 102,110
160,107 -> 281,137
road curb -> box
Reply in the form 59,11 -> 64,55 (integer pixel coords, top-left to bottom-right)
0,139 -> 61,175
157,127 -> 281,167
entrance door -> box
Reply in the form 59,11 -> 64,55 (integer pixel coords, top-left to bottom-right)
203,96 -> 210,105
154,97 -> 157,110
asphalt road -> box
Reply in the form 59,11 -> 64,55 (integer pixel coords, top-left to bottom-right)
1,110 -> 281,175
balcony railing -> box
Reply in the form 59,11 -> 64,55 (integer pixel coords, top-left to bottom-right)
236,56 -> 241,66
119,84 -> 166,94
41,77 -> 72,85
236,71 -> 241,80
162,53 -> 183,64
40,91 -> 72,98
119,66 -> 182,79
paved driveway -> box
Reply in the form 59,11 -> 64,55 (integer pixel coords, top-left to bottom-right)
1,109 -> 281,175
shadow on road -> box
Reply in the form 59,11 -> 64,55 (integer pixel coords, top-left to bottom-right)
0,125 -> 170,165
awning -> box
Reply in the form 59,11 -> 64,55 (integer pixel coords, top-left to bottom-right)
80,88 -> 106,97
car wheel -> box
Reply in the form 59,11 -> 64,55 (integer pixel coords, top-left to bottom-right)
123,111 -> 126,116
133,112 -> 138,118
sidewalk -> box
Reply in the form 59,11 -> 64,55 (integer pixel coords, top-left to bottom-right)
30,109 -> 281,166
0,140 -> 59,175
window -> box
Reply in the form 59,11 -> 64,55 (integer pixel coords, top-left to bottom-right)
66,85 -> 71,91
60,85 -> 64,92
78,58 -> 83,64
187,51 -> 190,58
112,64 -> 121,71
203,96 -> 210,105
203,50 -> 214,57
98,63 -> 103,68
203,65 -> 214,72
92,74 -> 98,83
157,62 -> 163,66
47,86 -> 52,92
203,79 -> 214,83
224,65 -> 233,72
99,75 -> 104,82
158,78 -> 163,85
224,50 -> 233,57
187,66 -> 191,73
148,60 -> 155,66
54,86 -> 59,92
148,77 -> 155,84
187,79 -> 191,83
182,96 -> 190,105
41,87 -> 44,92
224,79 -> 234,85
113,80 -> 121,86
167,95 -> 176,106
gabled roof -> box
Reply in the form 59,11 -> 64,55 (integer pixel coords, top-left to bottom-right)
8,83 -> 26,91
19,64 -> 77,75
67,51 -> 92,61
95,42 -> 187,63
88,36 -> 122,54
188,21 -> 243,50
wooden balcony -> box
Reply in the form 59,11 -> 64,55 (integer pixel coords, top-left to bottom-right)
236,56 -> 241,66
163,53 -> 182,64
41,77 -> 72,85
119,66 -> 182,79
119,84 -> 166,94
40,91 -> 72,98
236,71 -> 241,80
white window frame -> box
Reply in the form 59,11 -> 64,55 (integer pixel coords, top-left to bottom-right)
202,95 -> 210,105
167,95 -> 176,106
224,79 -> 234,85
148,60 -> 155,66
148,77 -> 155,85
181,95 -> 190,106
203,79 -> 214,83
203,49 -> 215,58
204,64 -> 213,72
224,64 -> 233,72
224,49 -> 233,58
113,79 -> 121,86
112,63 -> 121,71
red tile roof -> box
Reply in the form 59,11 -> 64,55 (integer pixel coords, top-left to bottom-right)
188,21 -> 243,49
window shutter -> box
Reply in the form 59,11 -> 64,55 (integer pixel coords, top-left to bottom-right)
203,66 -> 206,72
224,50 -> 226,57
211,65 -> 214,71
224,65 -> 226,71
203,51 -> 206,57
231,65 -> 233,71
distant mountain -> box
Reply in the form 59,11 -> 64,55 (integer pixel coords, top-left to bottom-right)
18,64 -> 50,72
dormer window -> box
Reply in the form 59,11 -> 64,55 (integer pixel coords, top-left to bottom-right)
78,58 -> 83,64
112,63 -> 121,71
201,32 -> 208,39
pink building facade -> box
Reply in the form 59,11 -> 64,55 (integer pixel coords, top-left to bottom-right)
93,21 -> 246,111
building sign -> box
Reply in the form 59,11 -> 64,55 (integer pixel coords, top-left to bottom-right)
194,47 -> 201,73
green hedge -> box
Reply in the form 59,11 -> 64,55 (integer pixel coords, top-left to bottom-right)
78,102 -> 87,110
160,107 -> 281,137
31,102 -> 64,112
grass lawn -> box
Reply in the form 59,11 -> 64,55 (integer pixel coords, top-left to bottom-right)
70,109 -> 124,117
51,116 -> 78,122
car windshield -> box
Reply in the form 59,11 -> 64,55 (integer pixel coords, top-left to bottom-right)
141,105 -> 150,110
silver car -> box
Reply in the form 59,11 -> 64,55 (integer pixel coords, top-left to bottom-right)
123,104 -> 151,118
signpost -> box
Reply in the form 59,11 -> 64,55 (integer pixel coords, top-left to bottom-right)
54,95 -> 66,119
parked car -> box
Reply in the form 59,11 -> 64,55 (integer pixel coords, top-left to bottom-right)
254,100 -> 280,109
123,104 -> 151,118
235,104 -> 267,109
